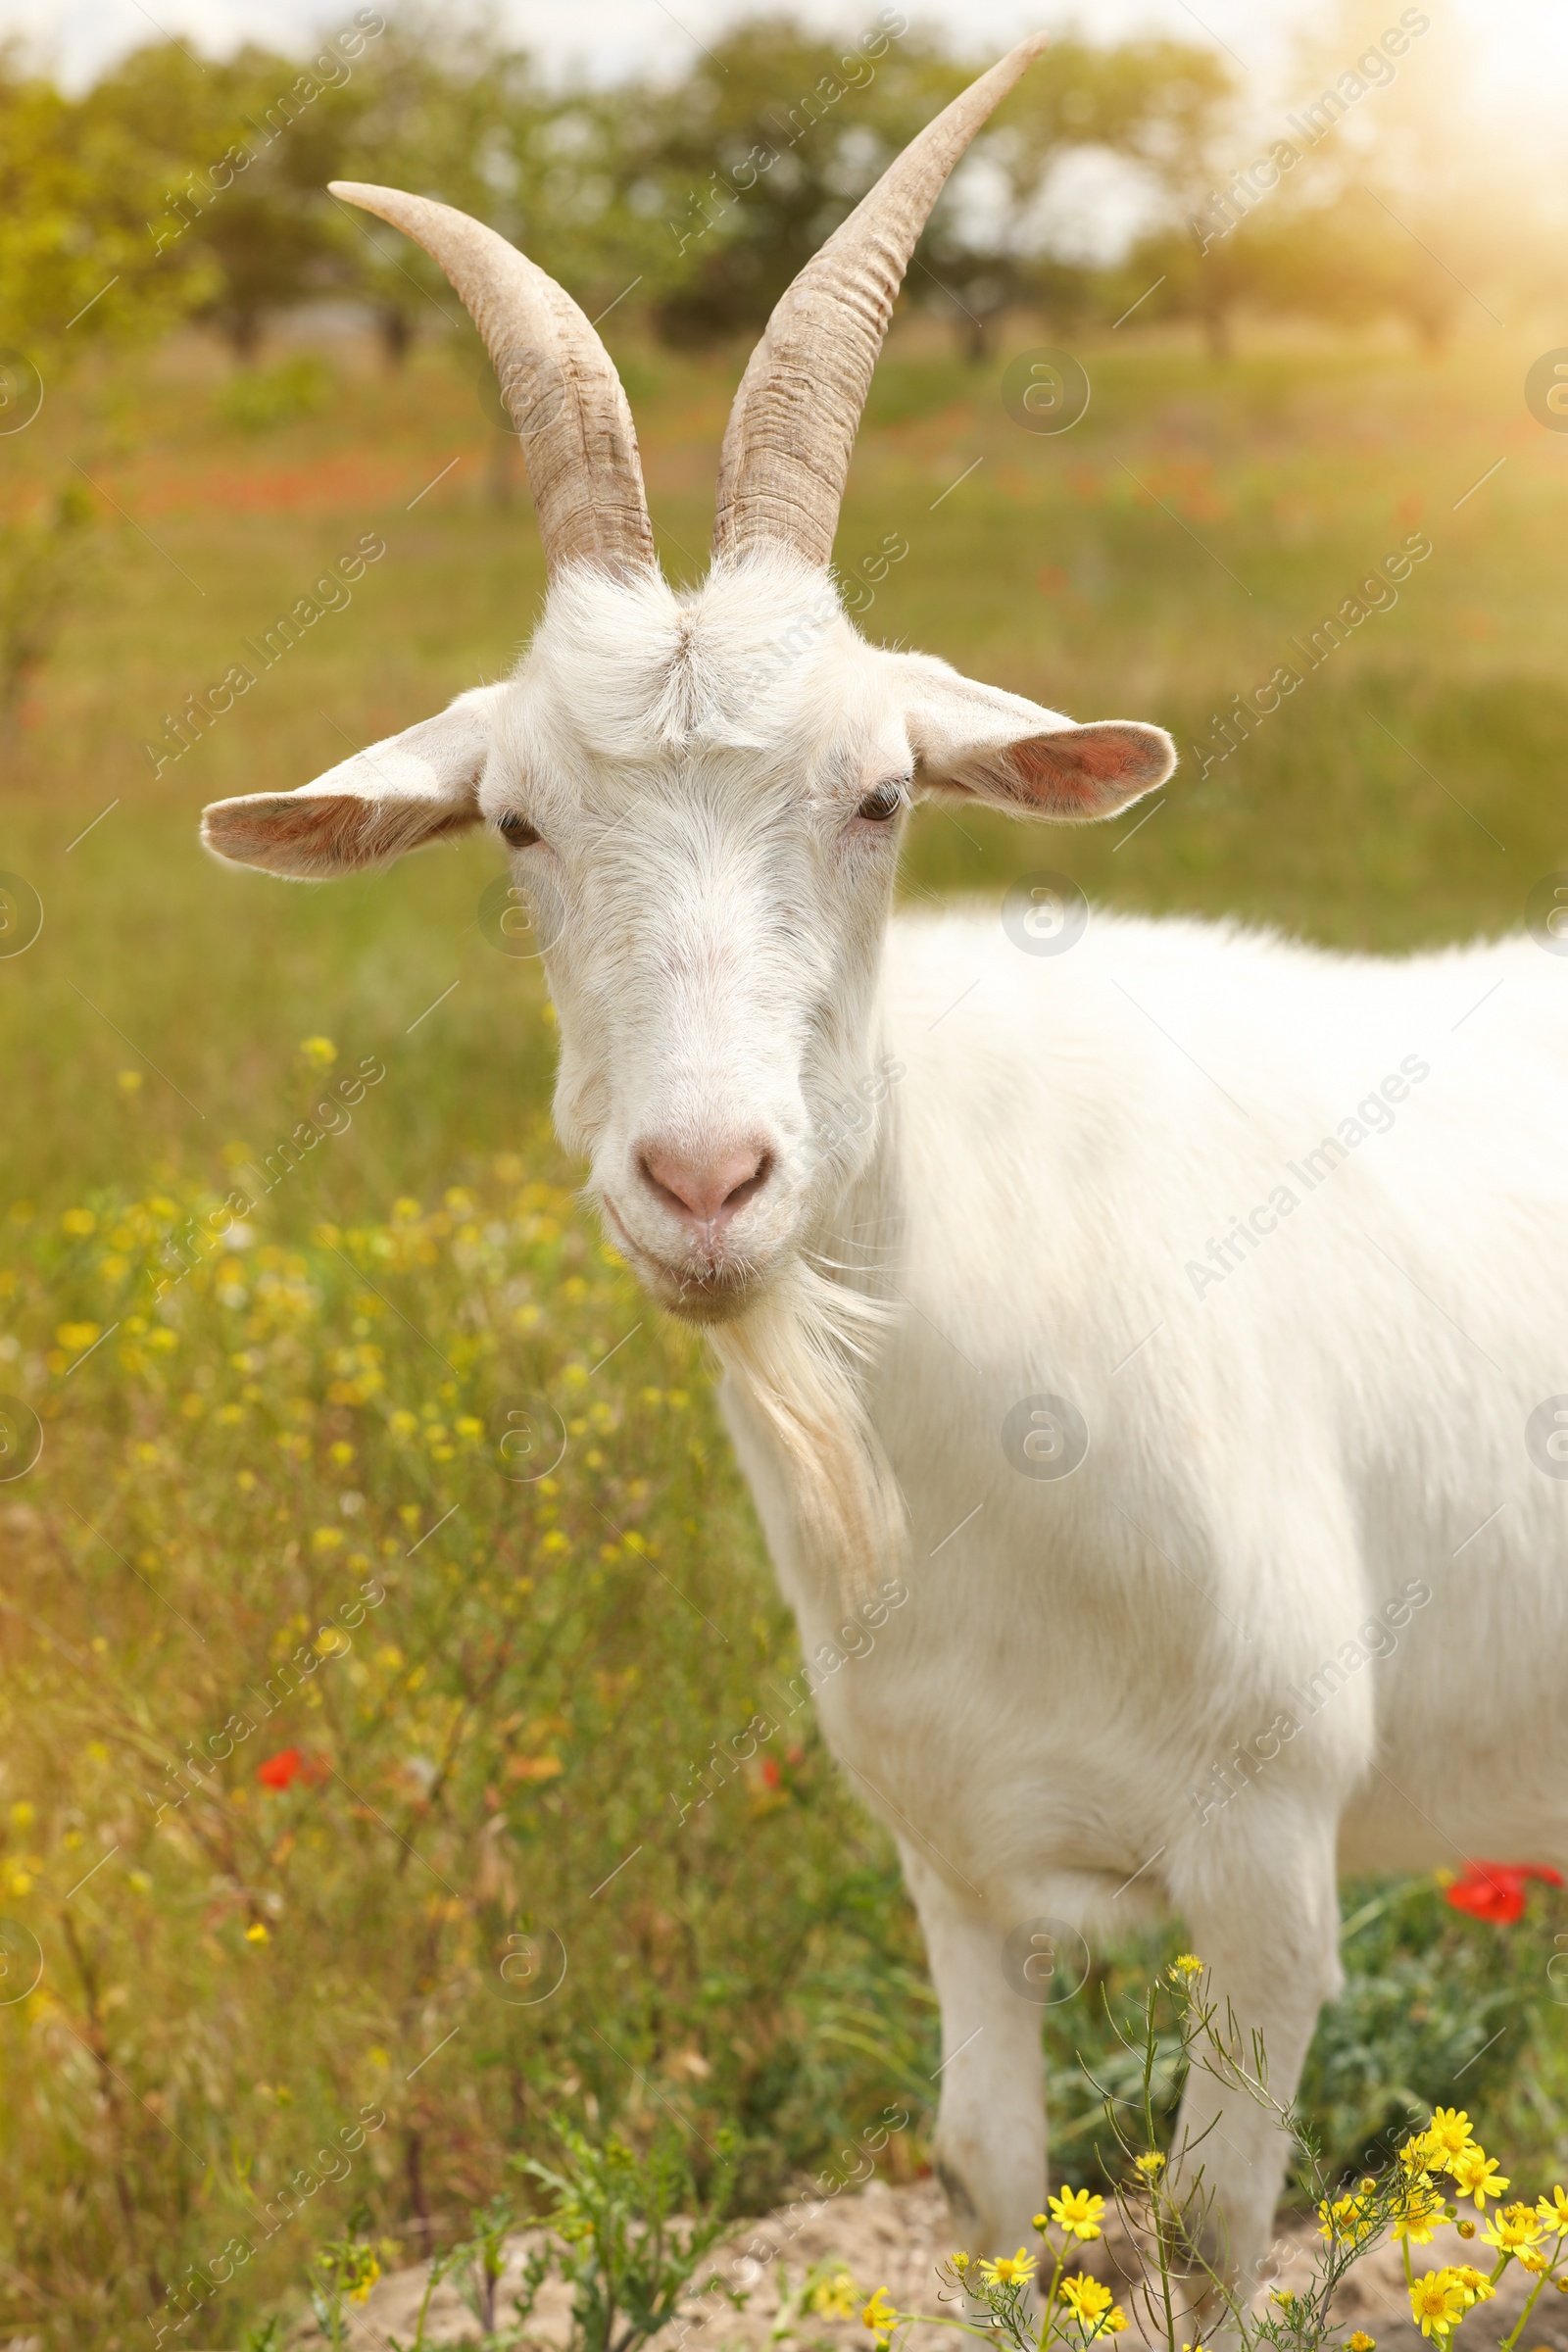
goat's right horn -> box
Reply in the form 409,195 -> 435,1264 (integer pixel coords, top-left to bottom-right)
329,181 -> 657,583
711,32 -> 1049,572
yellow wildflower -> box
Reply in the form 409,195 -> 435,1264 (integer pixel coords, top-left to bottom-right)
1483,2205 -> 1544,2253
61,1207 -> 95,1236
810,2274 -> 858,2320
244,1922 -> 269,1943
949,2254 -> 970,2276
1319,2191 -> 1377,2247
1348,2335 -> 1376,2352
348,2254 -> 381,2303
1049,2187 -> 1106,2241
1393,2180 -> 1448,2245
860,2290 -> 897,2335
1538,2187 -> 1568,2230
1170,1953 -> 1203,1978
1134,2151 -> 1166,2176
1451,2146 -> 1510,2209
1427,2109 -> 1476,2167
298,1036 -> 337,1067
1059,2276 -> 1113,2327
1103,2310 -> 1129,2336
979,2250 -> 1036,2286
1408,2271 -> 1467,2338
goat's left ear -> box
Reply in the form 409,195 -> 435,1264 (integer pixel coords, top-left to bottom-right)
899,657 -> 1175,821
200,685 -> 505,879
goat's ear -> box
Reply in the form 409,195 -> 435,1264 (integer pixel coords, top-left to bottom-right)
200,685 -> 505,879
898,658 -> 1175,822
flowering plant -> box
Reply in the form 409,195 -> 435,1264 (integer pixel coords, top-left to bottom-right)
861,1958 -> 1568,2352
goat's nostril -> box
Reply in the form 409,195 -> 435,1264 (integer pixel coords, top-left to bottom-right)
723,1151 -> 772,1211
637,1143 -> 771,1229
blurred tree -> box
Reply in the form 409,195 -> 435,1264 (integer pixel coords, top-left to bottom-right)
613,23 -> 1237,360
1083,44 -> 1249,359
977,37 -> 1237,356
80,36 -> 370,360
0,49 -> 215,368
606,21 -> 965,348
1265,0 -> 1507,356
0,48 -> 215,727
330,18 -> 545,371
1108,2 -> 1519,359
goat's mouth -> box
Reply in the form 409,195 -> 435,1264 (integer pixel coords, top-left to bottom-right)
599,1198 -> 771,1326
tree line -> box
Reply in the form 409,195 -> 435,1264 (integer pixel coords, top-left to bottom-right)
0,0 -> 1544,384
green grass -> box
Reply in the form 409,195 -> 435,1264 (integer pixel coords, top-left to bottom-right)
2,319 -> 1567,2346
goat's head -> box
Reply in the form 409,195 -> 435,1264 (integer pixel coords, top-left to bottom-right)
201,34 -> 1174,1335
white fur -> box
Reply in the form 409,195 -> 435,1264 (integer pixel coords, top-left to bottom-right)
204,546 -> 1568,2310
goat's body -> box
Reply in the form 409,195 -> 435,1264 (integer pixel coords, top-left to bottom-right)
210,37 -> 1524,2319
721,906 -> 1568,2290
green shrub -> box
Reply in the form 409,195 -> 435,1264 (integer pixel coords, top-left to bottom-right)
218,355 -> 335,431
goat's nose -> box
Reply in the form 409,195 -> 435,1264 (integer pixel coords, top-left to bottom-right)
637,1141 -> 772,1230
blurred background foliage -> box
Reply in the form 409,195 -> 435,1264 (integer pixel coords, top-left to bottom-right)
3,0 -> 1568,2343
4,0 -> 1556,379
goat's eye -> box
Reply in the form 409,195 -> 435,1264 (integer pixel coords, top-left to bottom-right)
498,812 -> 540,847
856,781 -> 906,824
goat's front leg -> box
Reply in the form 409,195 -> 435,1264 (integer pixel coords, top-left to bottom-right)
1163,1805 -> 1344,2323
901,1845 -> 1048,2260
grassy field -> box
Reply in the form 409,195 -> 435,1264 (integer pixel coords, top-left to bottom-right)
4,317 -> 1568,2348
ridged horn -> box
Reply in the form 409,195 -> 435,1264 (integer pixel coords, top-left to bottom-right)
711,33 -> 1049,570
329,180 -> 657,581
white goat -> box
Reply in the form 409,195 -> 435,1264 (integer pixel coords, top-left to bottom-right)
200,34 -> 1568,2317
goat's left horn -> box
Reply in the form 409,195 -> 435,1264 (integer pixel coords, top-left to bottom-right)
329,181 -> 657,582
711,31 -> 1049,571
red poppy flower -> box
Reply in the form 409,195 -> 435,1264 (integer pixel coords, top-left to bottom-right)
760,1756 -> 782,1790
255,1746 -> 327,1790
1445,1861 -> 1563,1924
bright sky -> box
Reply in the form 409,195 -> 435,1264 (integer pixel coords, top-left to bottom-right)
6,0 -> 1565,123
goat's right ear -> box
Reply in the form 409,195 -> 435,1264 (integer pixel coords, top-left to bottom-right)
200,684 -> 505,880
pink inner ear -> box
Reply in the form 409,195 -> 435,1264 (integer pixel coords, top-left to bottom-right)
1008,736 -> 1107,805
203,792 -> 474,876
1003,722 -> 1172,813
